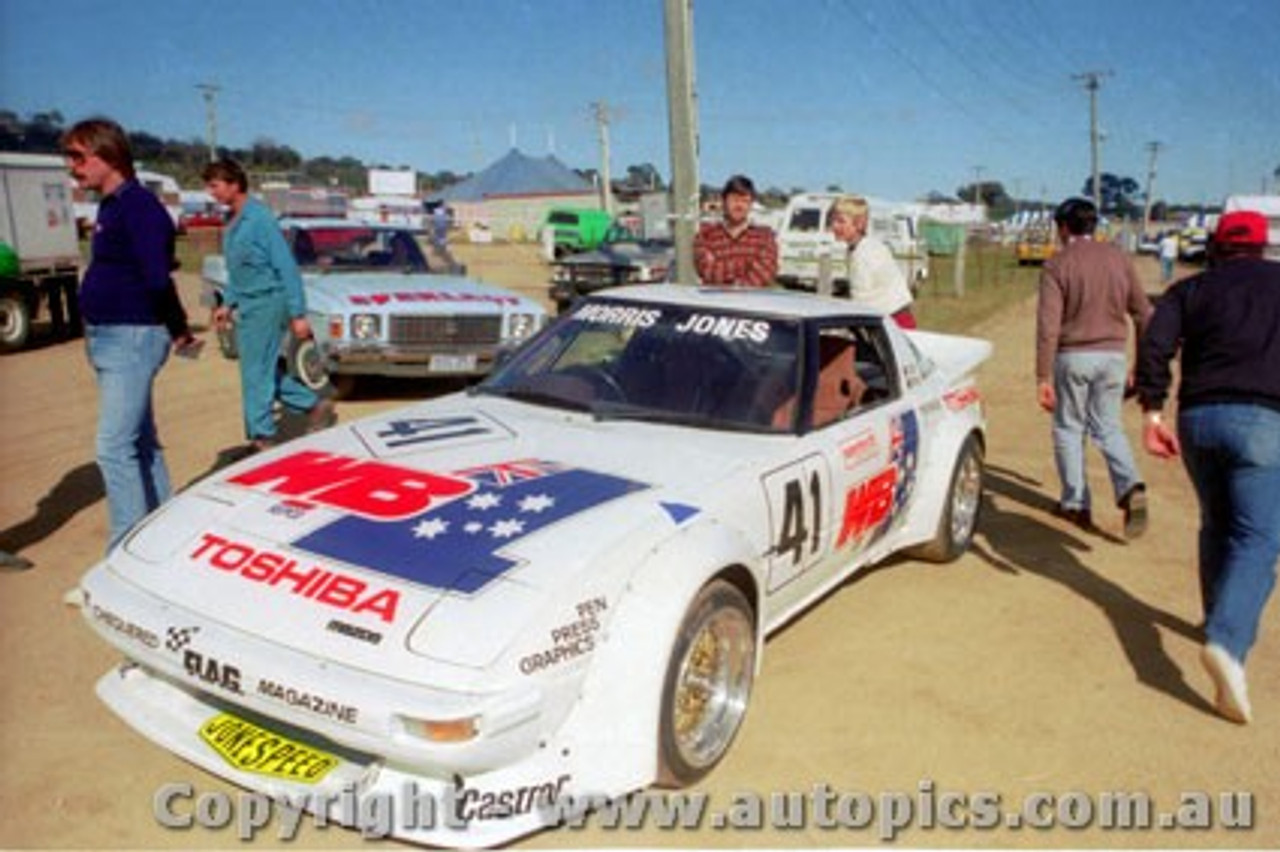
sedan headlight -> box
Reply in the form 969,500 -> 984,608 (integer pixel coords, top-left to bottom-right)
350,314 -> 381,340
508,313 -> 541,340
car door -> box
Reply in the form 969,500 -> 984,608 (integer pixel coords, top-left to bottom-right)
761,319 -> 920,610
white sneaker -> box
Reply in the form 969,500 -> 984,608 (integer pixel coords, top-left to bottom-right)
1201,643 -> 1252,724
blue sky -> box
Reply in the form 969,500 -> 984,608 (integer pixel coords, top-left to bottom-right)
2,0 -> 1277,205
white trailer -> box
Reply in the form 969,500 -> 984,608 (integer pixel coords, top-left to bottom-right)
0,152 -> 83,350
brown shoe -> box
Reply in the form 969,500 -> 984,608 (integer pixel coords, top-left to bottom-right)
1120,485 -> 1148,539
307,398 -> 337,432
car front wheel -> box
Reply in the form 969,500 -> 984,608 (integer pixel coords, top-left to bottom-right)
657,578 -> 755,787
0,293 -> 32,352
909,433 -> 983,563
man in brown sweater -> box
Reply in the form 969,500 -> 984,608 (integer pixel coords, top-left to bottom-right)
1035,197 -> 1152,537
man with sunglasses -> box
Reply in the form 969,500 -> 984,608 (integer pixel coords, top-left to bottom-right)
62,117 -> 196,552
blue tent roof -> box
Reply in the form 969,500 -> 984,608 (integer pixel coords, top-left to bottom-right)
431,149 -> 593,202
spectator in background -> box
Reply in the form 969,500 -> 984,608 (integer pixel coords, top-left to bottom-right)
829,195 -> 916,328
694,175 -> 777,287
1135,210 -> 1280,725
203,158 -> 334,452
432,204 -> 450,251
1158,230 -> 1180,284
62,117 -> 197,553
1035,197 -> 1152,538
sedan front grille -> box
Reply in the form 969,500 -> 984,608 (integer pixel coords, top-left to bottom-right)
566,264 -> 632,286
388,315 -> 503,346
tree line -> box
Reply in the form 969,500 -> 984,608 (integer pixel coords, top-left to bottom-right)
6,108 -> 1256,221
0,108 -> 471,194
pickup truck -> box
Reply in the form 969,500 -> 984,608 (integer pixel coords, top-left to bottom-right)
538,207 -> 612,260
0,152 -> 83,351
548,221 -> 673,313
775,192 -> 929,295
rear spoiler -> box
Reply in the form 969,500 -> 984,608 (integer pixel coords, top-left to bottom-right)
905,330 -> 993,381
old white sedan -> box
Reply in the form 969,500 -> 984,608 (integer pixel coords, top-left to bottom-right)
76,285 -> 991,847
202,218 -> 546,394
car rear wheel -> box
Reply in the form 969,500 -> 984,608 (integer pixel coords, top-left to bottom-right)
909,433 -> 983,563
657,579 -> 755,787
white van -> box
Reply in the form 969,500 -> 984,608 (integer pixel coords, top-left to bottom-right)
775,192 -> 929,294
1222,195 -> 1280,261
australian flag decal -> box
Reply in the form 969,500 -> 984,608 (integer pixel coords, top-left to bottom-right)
293,459 -> 648,594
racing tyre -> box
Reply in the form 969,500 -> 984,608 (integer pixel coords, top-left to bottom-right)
0,293 -> 31,353
657,578 -> 755,787
909,433 -> 983,563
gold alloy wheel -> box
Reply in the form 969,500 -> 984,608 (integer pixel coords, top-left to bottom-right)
666,580 -> 756,777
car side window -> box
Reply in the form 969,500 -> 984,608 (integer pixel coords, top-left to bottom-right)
810,323 -> 898,429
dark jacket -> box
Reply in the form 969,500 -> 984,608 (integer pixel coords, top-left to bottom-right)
1135,256 -> 1280,414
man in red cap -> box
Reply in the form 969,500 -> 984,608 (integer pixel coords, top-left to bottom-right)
1135,209 -> 1280,725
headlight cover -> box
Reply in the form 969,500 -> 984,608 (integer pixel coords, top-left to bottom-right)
350,314 -> 381,340
508,313 -> 540,340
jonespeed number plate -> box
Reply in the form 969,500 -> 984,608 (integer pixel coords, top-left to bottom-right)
199,712 -> 339,784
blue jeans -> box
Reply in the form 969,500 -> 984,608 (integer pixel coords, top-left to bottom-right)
1052,350 -> 1143,511
235,292 -> 317,440
85,324 -> 172,552
1179,404 -> 1280,662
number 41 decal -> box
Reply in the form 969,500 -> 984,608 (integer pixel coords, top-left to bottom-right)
763,456 -> 830,592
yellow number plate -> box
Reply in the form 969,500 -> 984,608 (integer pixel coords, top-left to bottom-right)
199,712 -> 340,784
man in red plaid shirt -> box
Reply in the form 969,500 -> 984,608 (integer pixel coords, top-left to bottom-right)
694,175 -> 778,287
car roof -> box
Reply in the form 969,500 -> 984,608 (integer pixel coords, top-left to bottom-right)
278,217 -> 414,231
596,283 -> 888,321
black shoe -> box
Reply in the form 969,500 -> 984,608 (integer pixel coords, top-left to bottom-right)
1120,485 -> 1148,539
1052,504 -> 1095,532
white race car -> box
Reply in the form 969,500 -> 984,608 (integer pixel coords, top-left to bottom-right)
75,285 -> 991,847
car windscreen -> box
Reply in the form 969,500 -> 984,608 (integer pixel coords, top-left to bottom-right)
289,227 -> 430,272
475,299 -> 800,433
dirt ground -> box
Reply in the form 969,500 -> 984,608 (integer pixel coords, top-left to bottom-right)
1,245 -> 1276,849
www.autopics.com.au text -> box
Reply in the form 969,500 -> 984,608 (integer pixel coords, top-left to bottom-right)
152,779 -> 1256,843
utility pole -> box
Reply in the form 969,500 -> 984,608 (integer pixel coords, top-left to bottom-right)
971,165 -> 984,207
1141,140 -> 1163,237
196,83 -> 220,162
591,101 -> 614,215
1073,70 -> 1112,213
664,0 -> 699,284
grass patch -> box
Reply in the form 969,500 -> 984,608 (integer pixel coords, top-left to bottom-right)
914,243 -> 1041,333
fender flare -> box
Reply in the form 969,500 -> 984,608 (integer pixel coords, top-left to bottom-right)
558,519 -> 762,794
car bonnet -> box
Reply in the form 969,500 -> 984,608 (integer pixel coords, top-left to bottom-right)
105,400 -> 759,675
303,272 -> 540,315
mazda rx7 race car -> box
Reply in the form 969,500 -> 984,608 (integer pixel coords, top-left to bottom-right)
75,284 -> 992,847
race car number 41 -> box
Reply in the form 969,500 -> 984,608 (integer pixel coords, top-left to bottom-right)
199,712 -> 340,783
